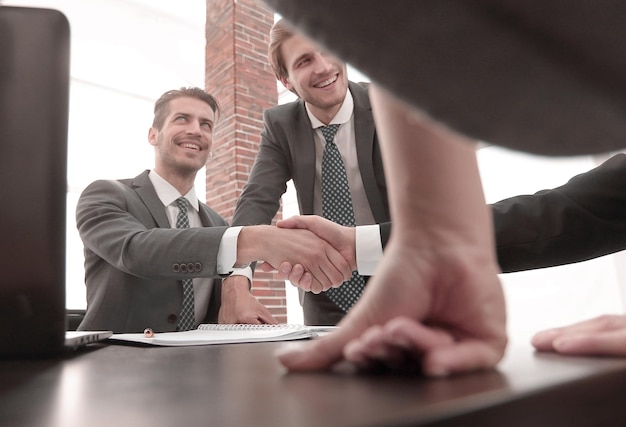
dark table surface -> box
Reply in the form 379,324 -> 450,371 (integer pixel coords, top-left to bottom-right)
2,339 -> 626,427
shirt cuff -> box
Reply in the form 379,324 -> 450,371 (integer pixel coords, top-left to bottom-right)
228,266 -> 253,287
217,226 -> 246,275
356,224 -> 383,276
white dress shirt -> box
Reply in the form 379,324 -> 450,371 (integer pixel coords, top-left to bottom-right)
149,170 -> 251,325
355,224 -> 383,276
306,88 -> 376,226
305,88 -> 384,278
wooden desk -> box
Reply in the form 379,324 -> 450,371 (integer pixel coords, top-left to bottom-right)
1,340 -> 626,427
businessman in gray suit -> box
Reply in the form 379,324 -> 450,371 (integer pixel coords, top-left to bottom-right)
230,19 -> 391,326
76,87 -> 351,333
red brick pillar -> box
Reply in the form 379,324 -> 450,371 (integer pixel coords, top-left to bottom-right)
204,0 -> 287,321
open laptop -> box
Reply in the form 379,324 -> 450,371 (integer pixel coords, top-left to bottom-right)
0,6 -> 110,357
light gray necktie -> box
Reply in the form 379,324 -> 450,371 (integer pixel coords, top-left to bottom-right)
320,124 -> 366,312
175,197 -> 195,331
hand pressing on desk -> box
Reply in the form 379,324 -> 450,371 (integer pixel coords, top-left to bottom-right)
219,275 -> 279,324
275,85 -> 508,377
532,314 -> 626,357
276,237 -> 507,377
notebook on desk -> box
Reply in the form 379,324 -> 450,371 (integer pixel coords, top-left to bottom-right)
65,331 -> 113,350
0,6 -> 110,356
110,324 -> 337,347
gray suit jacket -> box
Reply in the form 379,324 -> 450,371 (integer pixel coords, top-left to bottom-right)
232,82 -> 390,325
76,170 -> 228,333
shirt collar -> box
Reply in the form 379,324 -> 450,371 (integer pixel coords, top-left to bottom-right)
306,87 -> 354,129
148,170 -> 199,212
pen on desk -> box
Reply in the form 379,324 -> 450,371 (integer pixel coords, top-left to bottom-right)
144,328 -> 155,338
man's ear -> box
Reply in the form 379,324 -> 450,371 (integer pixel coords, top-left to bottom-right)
148,127 -> 157,146
280,76 -> 293,92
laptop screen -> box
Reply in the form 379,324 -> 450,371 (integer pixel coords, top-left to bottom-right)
0,6 -> 70,356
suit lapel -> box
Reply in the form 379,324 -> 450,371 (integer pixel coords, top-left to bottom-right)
131,170 -> 171,228
350,82 -> 388,222
291,101 -> 317,214
198,204 -> 217,227
352,82 -> 376,176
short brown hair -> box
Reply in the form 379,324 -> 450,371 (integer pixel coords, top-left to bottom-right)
268,19 -> 297,81
152,87 -> 220,130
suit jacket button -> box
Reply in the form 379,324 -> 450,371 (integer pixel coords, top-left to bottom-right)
187,262 -> 195,272
167,313 -> 178,324
172,263 -> 180,273
180,263 -> 188,273
194,262 -> 202,272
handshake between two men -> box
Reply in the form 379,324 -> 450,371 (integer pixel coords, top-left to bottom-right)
256,215 -> 359,293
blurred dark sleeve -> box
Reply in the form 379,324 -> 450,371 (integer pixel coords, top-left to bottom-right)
493,153 -> 626,273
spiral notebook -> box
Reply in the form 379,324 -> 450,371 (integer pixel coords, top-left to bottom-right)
109,324 -> 337,347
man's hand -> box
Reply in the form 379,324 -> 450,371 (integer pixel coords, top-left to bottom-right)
257,260 -> 314,290
218,275 -> 277,324
532,314 -> 626,356
267,215 -> 357,288
237,225 -> 352,294
276,239 -> 507,377
278,216 -> 357,268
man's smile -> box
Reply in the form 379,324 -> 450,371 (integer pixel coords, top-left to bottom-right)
180,142 -> 200,150
314,74 -> 338,89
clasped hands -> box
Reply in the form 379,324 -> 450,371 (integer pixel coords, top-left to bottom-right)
255,216 -> 355,292
221,219 -> 354,325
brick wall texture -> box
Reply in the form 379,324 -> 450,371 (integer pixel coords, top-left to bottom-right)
204,0 -> 288,321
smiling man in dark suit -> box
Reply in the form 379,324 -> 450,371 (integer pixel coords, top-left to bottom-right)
76,87 -> 351,333
229,19 -> 391,326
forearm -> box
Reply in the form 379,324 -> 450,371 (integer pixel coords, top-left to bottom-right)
235,225 -> 272,265
77,180 -> 228,279
221,275 -> 253,302
369,86 -> 495,254
494,154 -> 626,272
494,190 -> 626,272
231,127 -> 290,227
